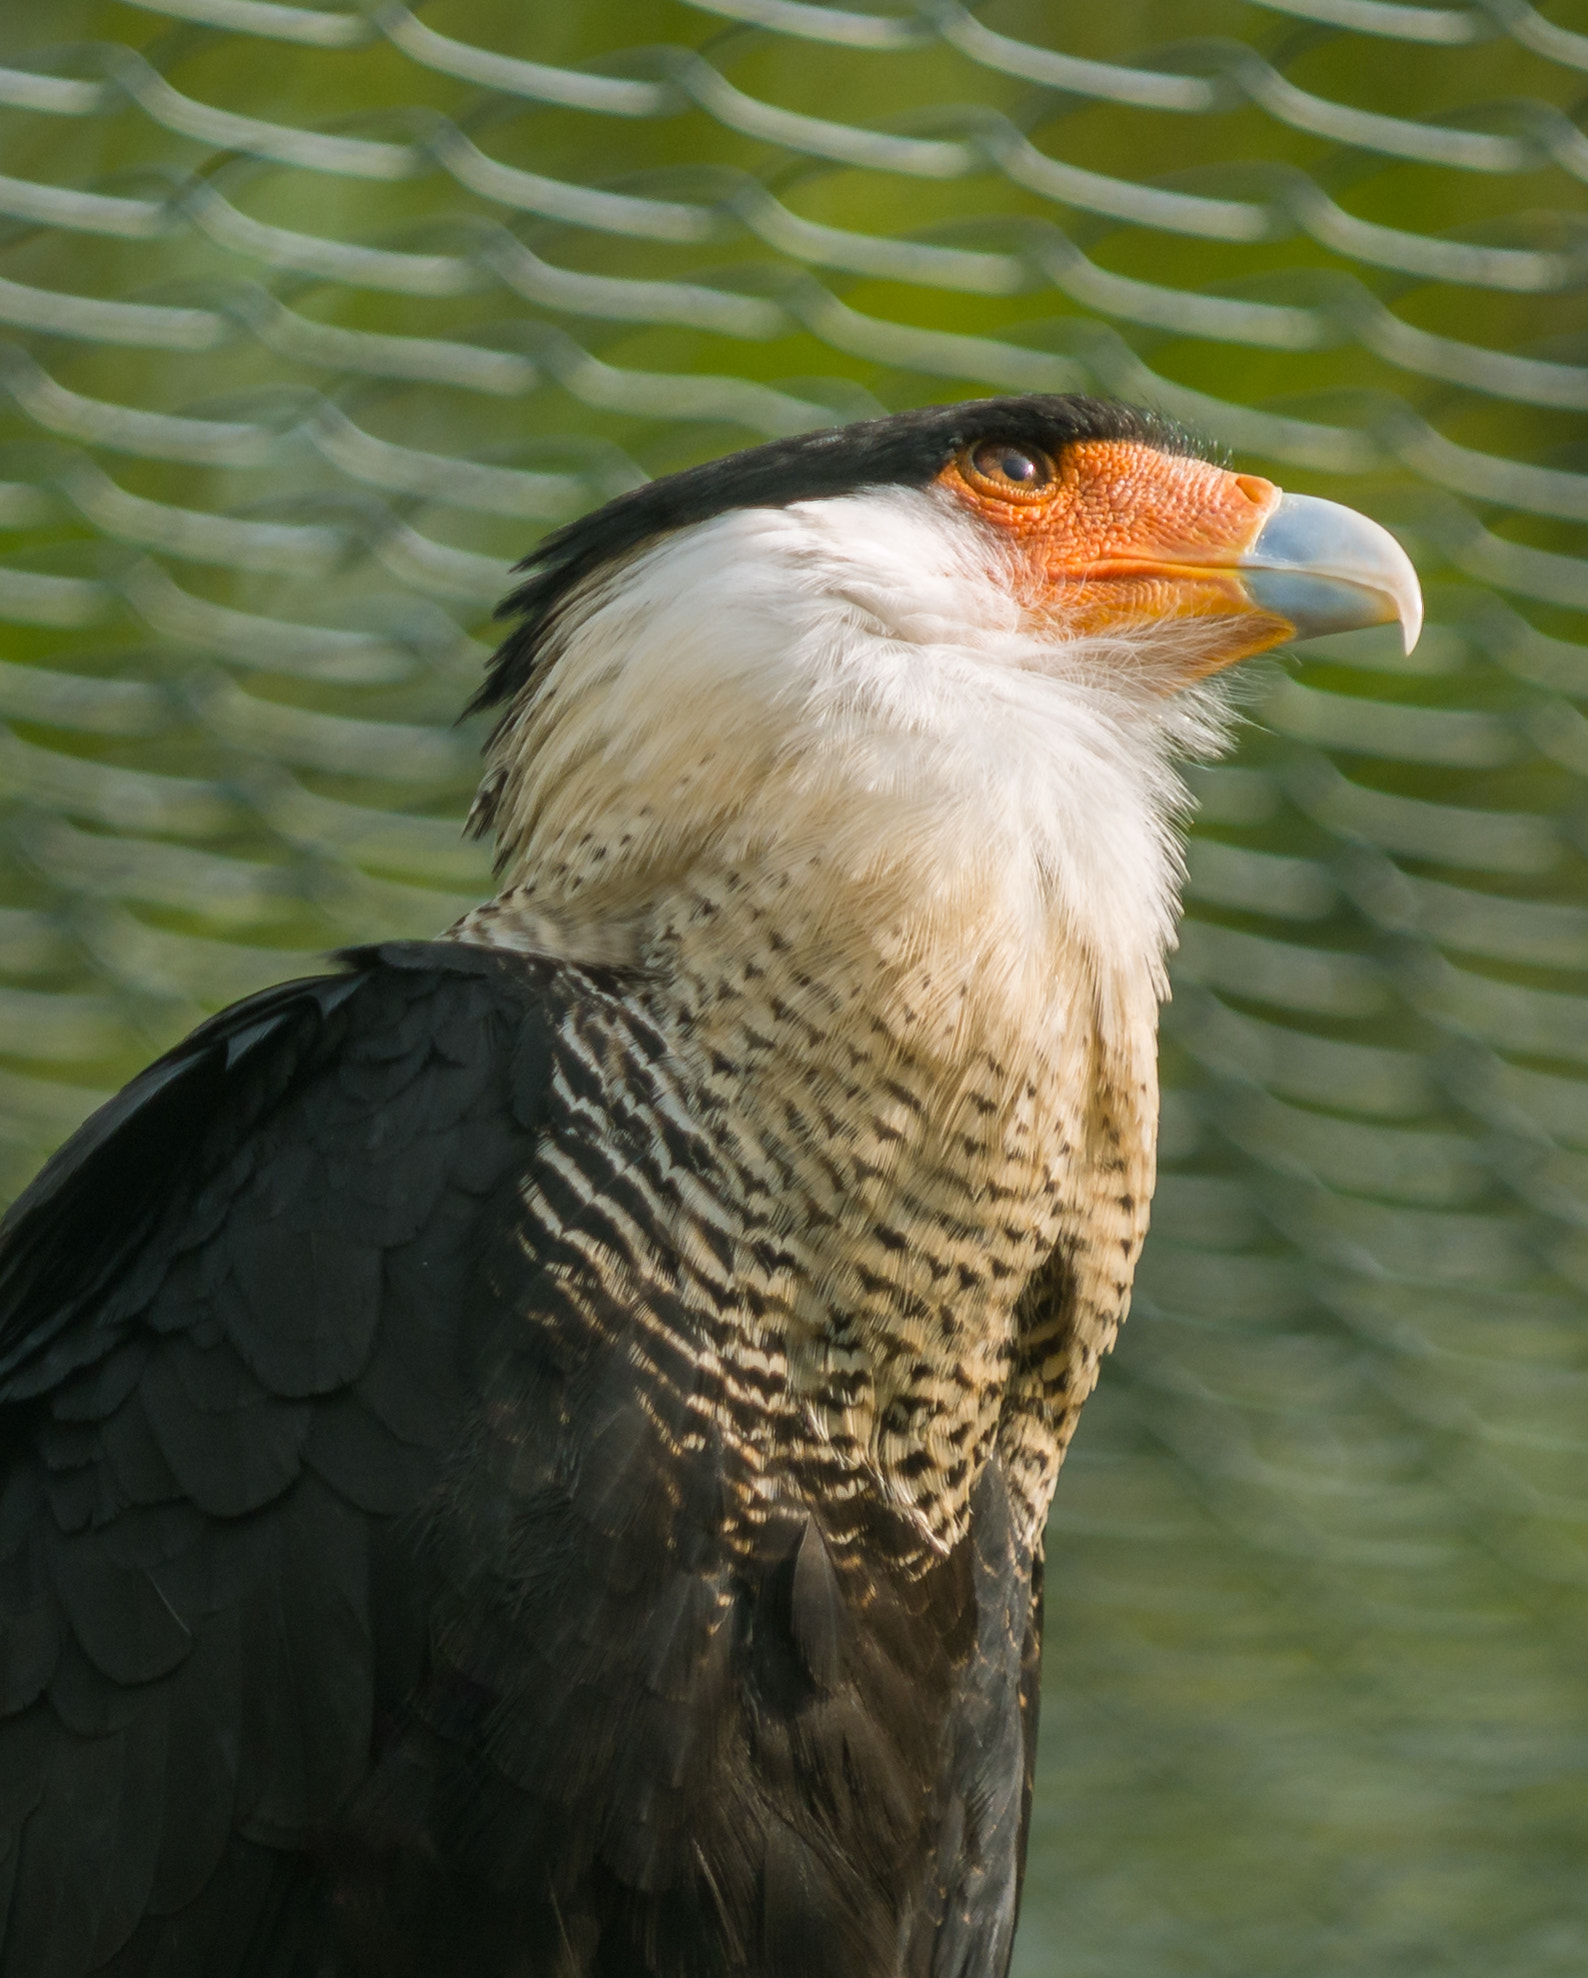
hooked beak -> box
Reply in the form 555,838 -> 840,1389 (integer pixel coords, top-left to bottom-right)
1237,492 -> 1423,655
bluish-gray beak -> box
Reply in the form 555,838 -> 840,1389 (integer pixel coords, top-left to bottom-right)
1240,493 -> 1423,653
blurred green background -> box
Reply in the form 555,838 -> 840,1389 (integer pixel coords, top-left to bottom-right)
0,0 -> 1585,1970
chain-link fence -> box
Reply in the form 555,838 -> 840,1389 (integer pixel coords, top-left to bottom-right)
1,0 -> 1585,1971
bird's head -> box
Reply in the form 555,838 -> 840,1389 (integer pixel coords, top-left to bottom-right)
467,396 -> 1418,1030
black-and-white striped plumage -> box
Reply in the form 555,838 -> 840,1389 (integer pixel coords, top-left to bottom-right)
0,397 -> 1420,1977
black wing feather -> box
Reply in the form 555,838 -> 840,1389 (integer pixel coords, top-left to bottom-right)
0,942 -> 558,1977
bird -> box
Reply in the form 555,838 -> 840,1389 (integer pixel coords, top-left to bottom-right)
0,395 -> 1419,1978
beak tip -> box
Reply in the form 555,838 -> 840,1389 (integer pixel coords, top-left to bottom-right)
1399,586 -> 1424,656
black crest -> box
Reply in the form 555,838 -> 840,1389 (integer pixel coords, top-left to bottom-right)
468,394 -> 1199,719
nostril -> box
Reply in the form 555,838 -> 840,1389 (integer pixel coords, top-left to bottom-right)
1235,474 -> 1273,506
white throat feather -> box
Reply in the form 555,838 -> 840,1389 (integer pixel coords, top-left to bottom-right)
465,486 -> 1237,1064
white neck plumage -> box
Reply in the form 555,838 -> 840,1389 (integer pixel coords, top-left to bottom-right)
463,488 -> 1235,1067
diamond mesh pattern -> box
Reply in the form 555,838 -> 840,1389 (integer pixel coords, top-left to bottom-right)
0,1 -> 1584,1970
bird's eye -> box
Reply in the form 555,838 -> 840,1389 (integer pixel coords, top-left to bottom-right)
962,440 -> 1057,502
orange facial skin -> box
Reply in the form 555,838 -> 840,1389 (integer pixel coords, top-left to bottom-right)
936,439 -> 1295,676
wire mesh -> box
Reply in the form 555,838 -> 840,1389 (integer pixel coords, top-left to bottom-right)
0,0 -> 1584,1970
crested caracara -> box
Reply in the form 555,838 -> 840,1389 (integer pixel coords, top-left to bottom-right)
0,397 -> 1419,1978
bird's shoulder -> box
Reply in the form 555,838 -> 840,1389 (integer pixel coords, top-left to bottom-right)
0,936 -> 595,1976
0,938 -> 583,1408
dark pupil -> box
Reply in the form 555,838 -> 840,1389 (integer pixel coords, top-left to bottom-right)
979,442 -> 1042,485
